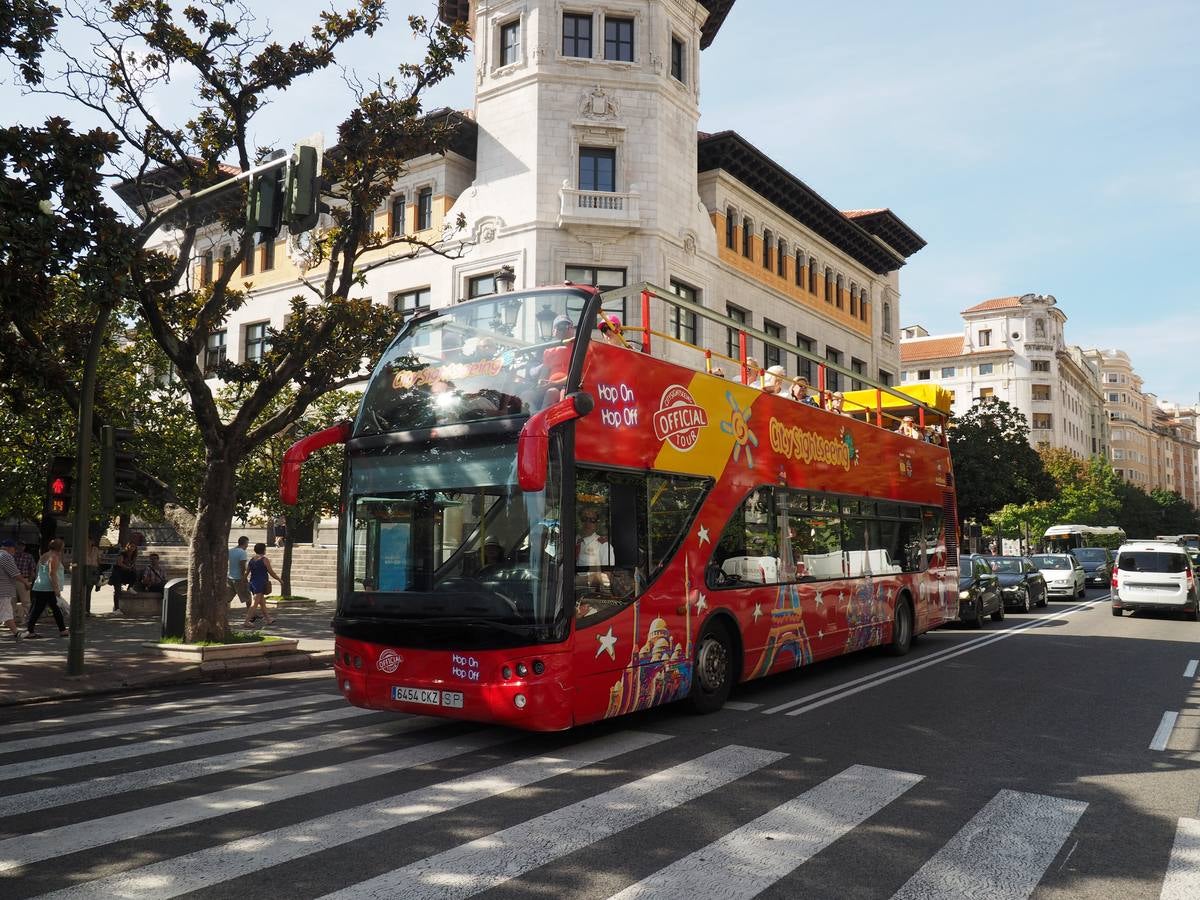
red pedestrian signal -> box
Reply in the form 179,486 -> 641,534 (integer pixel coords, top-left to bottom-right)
46,457 -> 74,517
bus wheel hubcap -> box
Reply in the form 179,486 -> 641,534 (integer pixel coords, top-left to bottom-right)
698,638 -> 727,692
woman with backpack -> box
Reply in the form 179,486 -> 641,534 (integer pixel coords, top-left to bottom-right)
25,539 -> 68,638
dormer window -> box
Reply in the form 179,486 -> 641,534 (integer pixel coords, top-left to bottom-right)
979,329 -> 992,347
500,20 -> 521,66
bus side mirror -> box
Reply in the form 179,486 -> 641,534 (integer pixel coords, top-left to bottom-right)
518,392 -> 594,492
280,420 -> 352,505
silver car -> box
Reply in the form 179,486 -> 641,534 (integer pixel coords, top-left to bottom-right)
1112,541 -> 1198,620
1030,553 -> 1086,600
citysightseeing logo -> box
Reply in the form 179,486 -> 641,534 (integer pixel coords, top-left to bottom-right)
769,418 -> 851,471
392,359 -> 503,391
376,649 -> 403,673
653,385 -> 709,451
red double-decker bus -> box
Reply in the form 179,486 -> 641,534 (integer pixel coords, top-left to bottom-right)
282,282 -> 960,730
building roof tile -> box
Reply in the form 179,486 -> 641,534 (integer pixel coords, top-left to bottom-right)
962,296 -> 1022,314
900,337 -> 966,362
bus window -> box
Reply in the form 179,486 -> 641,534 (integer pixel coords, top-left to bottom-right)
787,509 -> 842,581
709,488 -> 783,587
646,474 -> 709,578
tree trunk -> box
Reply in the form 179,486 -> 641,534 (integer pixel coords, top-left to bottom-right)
280,514 -> 293,597
186,458 -> 237,642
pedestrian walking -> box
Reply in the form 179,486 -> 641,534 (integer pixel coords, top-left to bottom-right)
25,538 -> 68,638
0,539 -> 30,641
242,543 -> 280,627
227,535 -> 251,609
11,541 -> 35,627
84,538 -> 100,616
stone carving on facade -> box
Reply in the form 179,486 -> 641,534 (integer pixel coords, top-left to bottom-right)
473,215 -> 505,244
680,228 -> 698,256
581,85 -> 620,119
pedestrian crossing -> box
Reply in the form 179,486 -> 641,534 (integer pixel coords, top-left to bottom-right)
0,682 -> 1193,899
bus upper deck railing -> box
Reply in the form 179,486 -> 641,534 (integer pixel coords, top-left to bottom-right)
594,281 -> 950,442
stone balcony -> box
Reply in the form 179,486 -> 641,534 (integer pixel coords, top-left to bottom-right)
557,182 -> 640,233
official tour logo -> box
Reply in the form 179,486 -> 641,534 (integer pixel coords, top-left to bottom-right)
653,384 -> 709,451
376,648 -> 403,673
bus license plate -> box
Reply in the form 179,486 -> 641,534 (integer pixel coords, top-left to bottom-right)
391,686 -> 464,708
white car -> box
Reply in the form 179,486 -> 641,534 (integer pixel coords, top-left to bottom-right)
1112,541 -> 1198,620
1029,553 -> 1086,600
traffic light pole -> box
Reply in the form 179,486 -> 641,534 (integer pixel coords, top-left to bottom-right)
65,153 -> 296,676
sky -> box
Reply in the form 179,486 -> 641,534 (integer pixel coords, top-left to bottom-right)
4,1 -> 1198,403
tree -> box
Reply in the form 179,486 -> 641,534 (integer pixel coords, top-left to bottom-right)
948,397 -> 1054,524
15,2 -> 469,640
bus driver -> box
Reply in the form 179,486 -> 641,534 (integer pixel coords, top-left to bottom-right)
577,507 -> 615,569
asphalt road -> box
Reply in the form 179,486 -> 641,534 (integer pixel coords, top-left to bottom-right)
3,586 -> 1199,899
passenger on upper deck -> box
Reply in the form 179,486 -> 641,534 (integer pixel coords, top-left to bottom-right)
761,365 -> 787,395
789,377 -> 818,405
898,415 -> 923,439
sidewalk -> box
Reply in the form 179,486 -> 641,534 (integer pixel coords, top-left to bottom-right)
0,583 -> 337,707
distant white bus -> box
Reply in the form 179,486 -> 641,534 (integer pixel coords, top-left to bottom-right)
1043,524 -> 1126,553
1157,534 -> 1200,550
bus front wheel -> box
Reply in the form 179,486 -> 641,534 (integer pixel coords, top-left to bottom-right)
689,621 -> 734,714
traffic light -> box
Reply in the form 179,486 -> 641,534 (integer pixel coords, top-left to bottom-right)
284,143 -> 321,235
46,456 -> 74,517
246,164 -> 283,243
100,425 -> 139,509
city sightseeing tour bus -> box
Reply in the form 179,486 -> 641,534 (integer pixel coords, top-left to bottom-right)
281,282 -> 961,731
1043,524 -> 1126,553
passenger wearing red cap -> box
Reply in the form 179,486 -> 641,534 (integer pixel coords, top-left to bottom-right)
540,316 -> 576,397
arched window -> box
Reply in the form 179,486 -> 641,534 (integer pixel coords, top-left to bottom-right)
726,207 -> 736,249
859,288 -> 869,321
824,267 -> 833,303
835,274 -> 844,308
882,301 -> 892,336
795,250 -> 804,286
849,283 -> 858,317
762,229 -> 773,270
809,258 -> 818,294
1035,318 -> 1046,337
742,217 -> 753,258
777,238 -> 786,276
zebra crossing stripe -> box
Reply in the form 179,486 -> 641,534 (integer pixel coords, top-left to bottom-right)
319,744 -> 787,900
38,731 -> 670,900
1,690 -> 340,755
608,764 -> 922,899
0,713 -> 438,818
1161,817 -> 1200,900
890,789 -> 1087,900
0,729 -> 511,874
0,698 -> 376,783
0,688 -> 285,737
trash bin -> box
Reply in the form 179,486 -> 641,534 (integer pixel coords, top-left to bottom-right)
162,577 -> 187,639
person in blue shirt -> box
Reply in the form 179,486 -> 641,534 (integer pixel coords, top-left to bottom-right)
227,536 -> 251,609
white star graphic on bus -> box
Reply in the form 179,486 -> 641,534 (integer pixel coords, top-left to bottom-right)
752,602 -> 762,622
694,593 -> 708,613
818,629 -> 824,639
596,627 -> 617,659
814,591 -> 824,608
697,524 -> 710,546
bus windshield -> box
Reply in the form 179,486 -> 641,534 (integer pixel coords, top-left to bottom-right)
354,290 -> 591,437
343,436 -> 566,641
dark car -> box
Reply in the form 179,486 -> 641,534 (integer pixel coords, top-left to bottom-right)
958,554 -> 1003,628
1071,546 -> 1115,589
983,555 -> 1048,612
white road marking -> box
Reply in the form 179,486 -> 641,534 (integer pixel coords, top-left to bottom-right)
40,731 -> 669,900
0,688 -> 285,737
890,789 -> 1087,900
723,701 -> 761,711
0,729 -> 510,873
608,764 -> 921,899
760,598 -> 1103,718
0,713 -> 436,818
319,745 -> 787,900
0,696 -> 375,782
1184,660 -> 1198,679
1151,712 -> 1180,752
1162,817 -> 1200,900
0,690 -> 335,755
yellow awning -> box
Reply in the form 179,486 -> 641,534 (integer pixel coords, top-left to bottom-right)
841,383 -> 954,415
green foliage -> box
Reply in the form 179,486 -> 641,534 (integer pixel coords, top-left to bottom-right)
948,397 -> 1054,524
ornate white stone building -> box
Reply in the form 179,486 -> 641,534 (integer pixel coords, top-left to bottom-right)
899,294 -> 1109,459
157,0 -> 925,391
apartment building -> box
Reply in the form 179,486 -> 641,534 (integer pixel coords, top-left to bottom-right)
128,0 -> 924,391
898,294 -> 1107,458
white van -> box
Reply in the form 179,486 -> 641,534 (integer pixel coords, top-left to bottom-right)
1112,540 -> 1198,620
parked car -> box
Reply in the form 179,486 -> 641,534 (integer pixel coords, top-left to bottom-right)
1112,540 -> 1198,620
1071,546 -> 1115,589
958,554 -> 1003,628
1030,553 -> 1086,600
983,555 -> 1047,612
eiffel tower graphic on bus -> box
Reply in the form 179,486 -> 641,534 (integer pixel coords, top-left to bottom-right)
749,581 -> 814,678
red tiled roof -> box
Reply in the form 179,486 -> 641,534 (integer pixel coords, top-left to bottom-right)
900,337 -> 965,362
962,296 -> 1021,314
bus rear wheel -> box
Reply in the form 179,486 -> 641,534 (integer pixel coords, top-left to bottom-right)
689,621 -> 733,715
888,599 -> 913,656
